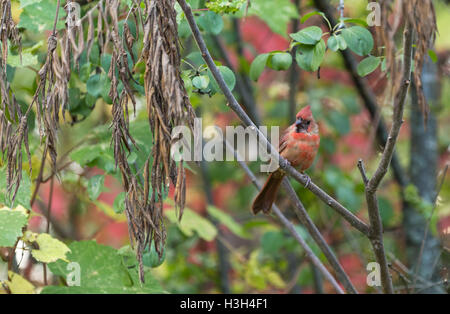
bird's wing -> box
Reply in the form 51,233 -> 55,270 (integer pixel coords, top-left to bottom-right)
278,125 -> 293,154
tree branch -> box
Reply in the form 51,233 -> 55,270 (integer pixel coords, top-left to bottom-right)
361,21 -> 414,294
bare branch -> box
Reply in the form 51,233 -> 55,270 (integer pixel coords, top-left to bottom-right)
363,21 -> 414,294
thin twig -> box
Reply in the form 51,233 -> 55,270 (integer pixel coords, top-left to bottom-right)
357,159 -> 369,186
389,263 -> 411,294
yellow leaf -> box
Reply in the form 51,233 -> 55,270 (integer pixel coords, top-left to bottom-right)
6,271 -> 35,294
263,267 -> 286,289
31,233 -> 71,263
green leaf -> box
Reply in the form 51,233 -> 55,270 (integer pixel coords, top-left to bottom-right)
100,54 -> 112,73
182,71 -> 193,94
339,17 -> 369,27
178,19 -> 191,38
340,26 -> 374,56
0,210 -> 28,247
19,0 -> 41,8
79,62 -> 93,82
249,53 -> 270,81
0,169 -> 32,210
337,35 -> 348,50
290,26 -> 323,45
328,34 -> 347,52
300,11 -> 329,26
206,0 -> 246,14
192,75 -> 210,90
357,56 -> 381,77
86,73 -> 110,99
7,52 -> 38,68
30,233 -> 70,263
208,66 -> 236,93
70,145 -> 103,166
142,242 -> 166,268
45,241 -> 164,294
86,74 -> 102,97
295,39 -> 326,72
268,52 -> 292,71
113,192 -> 126,214
68,88 -> 81,113
197,11 -> 224,35
428,49 -> 438,63
18,0 -> 65,32
245,0 -> 298,37
327,35 -> 339,52
87,175 -> 105,201
207,205 -> 249,239
261,231 -> 285,254
165,208 -> 217,241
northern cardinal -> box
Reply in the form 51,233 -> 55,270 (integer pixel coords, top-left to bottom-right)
252,105 -> 320,214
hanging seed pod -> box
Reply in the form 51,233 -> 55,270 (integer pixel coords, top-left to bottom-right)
404,0 -> 437,123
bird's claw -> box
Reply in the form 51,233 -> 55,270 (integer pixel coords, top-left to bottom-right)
303,174 -> 311,188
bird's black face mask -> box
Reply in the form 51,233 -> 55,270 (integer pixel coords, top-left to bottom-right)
295,117 -> 311,133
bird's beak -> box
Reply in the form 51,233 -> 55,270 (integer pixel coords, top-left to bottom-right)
295,117 -> 303,127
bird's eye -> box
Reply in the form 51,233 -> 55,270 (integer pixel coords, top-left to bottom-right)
306,120 -> 311,126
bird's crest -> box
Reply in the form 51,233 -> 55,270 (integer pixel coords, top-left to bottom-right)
296,105 -> 313,120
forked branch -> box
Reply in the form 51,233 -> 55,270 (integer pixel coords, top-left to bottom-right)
359,21 -> 414,294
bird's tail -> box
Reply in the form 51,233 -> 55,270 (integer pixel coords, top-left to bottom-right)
251,169 -> 285,215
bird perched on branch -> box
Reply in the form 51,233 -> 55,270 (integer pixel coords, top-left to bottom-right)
252,105 -> 320,214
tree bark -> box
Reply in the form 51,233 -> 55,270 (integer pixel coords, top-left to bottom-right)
404,57 -> 444,293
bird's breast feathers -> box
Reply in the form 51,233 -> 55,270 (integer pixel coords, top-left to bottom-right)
280,131 -> 319,171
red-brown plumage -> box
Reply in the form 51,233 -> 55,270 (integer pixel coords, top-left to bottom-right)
252,106 -> 320,214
